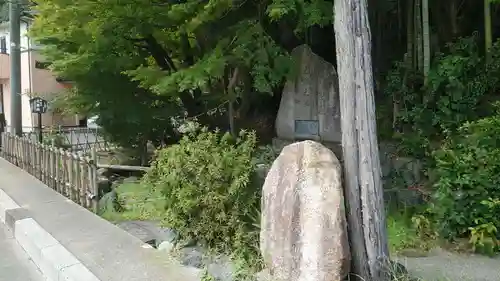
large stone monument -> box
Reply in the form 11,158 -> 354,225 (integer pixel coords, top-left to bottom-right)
275,45 -> 341,145
260,141 -> 350,281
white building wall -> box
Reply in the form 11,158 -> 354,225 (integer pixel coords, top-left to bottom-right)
0,21 -> 36,131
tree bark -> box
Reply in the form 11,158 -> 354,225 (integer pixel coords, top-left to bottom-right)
414,0 -> 423,71
225,67 -> 240,137
422,0 -> 430,83
449,0 -> 460,38
406,0 -> 414,69
334,0 -> 390,280
484,0 -> 492,62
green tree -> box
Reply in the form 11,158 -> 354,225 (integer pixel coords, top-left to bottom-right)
29,0 -> 337,147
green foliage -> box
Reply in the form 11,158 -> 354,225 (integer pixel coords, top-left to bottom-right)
266,0 -> 333,31
387,213 -> 420,253
42,129 -> 71,149
469,221 -> 499,256
384,35 -> 500,160
29,0 -> 304,148
143,128 -> 262,269
29,0 -> 185,149
387,209 -> 437,255
432,111 -> 500,251
253,145 -> 279,167
381,33 -> 500,254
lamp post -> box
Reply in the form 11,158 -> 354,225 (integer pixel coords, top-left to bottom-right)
29,97 -> 48,143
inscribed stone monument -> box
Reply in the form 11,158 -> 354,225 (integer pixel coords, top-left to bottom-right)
275,45 -> 341,143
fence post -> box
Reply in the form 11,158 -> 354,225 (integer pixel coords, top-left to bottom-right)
59,148 -> 66,194
1,132 -> 4,158
67,151 -> 74,200
55,148 -> 60,193
14,136 -> 19,166
37,142 -> 42,180
91,146 -> 99,213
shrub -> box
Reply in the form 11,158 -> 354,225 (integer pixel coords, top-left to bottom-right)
432,111 -> 500,246
383,35 -> 500,160
43,130 -> 72,149
143,128 -> 261,264
253,145 -> 279,166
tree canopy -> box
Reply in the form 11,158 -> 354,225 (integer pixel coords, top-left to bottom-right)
22,0 -> 500,151
27,0 -> 335,148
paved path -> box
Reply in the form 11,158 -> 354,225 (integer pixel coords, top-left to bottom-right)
0,158 -> 201,281
397,248 -> 500,281
0,223 -> 44,281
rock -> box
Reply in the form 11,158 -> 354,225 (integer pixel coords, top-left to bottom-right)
97,177 -> 112,198
205,255 -> 236,281
158,240 -> 175,253
379,142 -> 424,207
275,45 -> 341,143
98,189 -> 118,215
116,220 -> 179,248
116,221 -> 157,246
260,140 -> 350,281
159,241 -> 236,280
392,156 -> 422,186
177,246 -> 205,268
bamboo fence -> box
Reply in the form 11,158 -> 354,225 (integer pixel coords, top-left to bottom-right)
1,132 -> 99,212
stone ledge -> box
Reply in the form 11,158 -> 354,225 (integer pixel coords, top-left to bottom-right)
0,158 -> 202,281
0,194 -> 99,281
0,189 -> 20,224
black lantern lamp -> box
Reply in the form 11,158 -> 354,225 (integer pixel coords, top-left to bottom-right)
29,97 -> 48,143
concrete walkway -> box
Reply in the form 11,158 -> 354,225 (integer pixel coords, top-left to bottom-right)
0,157 -> 201,281
0,223 -> 44,281
396,248 -> 500,281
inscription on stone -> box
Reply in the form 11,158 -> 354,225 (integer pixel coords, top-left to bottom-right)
294,120 -> 319,139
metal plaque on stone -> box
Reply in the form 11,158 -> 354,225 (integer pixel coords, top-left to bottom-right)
294,120 -> 319,139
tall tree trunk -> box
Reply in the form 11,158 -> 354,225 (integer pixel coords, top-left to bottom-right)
422,0 -> 430,83
225,67 -> 240,137
449,0 -> 460,38
334,0 -> 389,280
485,0 -> 492,62
406,0 -> 414,69
414,0 -> 423,71
398,0 -> 403,44
238,67 -> 253,118
398,0 -> 414,131
228,100 -> 235,136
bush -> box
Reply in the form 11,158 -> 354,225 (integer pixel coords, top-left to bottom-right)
43,130 -> 72,149
143,128 -> 261,264
383,35 -> 500,160
432,111 -> 500,248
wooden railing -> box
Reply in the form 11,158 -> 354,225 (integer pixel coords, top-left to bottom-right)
1,132 -> 99,212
